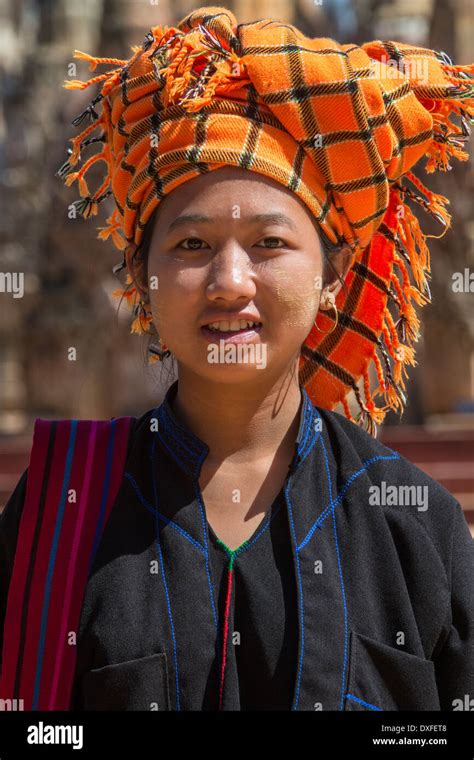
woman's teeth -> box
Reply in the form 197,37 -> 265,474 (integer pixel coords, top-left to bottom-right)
206,320 -> 261,332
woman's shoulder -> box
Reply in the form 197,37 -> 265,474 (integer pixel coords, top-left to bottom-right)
314,405 -> 471,560
316,404 -> 454,492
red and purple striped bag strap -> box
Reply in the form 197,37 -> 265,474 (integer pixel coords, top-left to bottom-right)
0,415 -> 134,710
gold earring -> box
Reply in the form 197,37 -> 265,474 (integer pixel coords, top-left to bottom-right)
314,294 -> 339,334
148,338 -> 172,362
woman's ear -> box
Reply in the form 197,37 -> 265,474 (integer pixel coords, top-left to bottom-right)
320,244 -> 354,309
125,243 -> 149,304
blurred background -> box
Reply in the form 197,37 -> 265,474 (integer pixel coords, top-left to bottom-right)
0,0 -> 473,528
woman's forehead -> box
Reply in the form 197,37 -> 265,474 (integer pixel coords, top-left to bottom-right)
154,168 -> 316,224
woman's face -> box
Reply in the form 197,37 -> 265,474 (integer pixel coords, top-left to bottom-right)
129,166 -> 349,384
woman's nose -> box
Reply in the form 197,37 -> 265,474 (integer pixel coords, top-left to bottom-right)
205,244 -> 257,301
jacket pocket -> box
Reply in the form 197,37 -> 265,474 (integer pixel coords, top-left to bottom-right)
81,652 -> 171,711
344,630 -> 440,711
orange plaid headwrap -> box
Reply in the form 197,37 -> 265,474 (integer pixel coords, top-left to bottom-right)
57,6 -> 474,434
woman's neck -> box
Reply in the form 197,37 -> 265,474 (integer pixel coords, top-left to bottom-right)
170,366 -> 303,465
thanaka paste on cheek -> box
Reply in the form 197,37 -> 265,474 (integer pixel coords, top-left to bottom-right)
270,266 -> 322,327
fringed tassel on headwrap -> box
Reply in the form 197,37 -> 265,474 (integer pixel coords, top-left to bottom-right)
339,124 -> 468,433
363,42 -> 474,174
97,208 -> 127,251
71,50 -> 129,71
338,42 -> 474,432
57,43 -> 149,222
56,24 -> 244,231
111,274 -> 138,307
341,397 -> 355,423
111,273 -> 154,335
339,181 -> 445,433
158,24 -> 243,111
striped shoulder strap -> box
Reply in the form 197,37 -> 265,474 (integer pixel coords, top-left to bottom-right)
0,415 -> 134,710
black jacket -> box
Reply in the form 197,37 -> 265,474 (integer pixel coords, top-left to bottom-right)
1,379 -> 473,711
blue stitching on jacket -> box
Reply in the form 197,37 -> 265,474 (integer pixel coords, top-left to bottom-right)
159,401 -> 206,455
299,418 -> 322,468
296,396 -> 320,465
152,425 -> 192,476
297,453 -> 401,551
345,693 -> 382,711
157,405 -> 209,478
160,412 -> 202,461
151,435 -> 181,710
195,487 -> 220,657
191,477 -> 285,664
206,399 -> 321,710
297,392 -> 312,453
244,503 -> 283,549
284,402 -> 323,711
292,449 -> 400,711
284,474 -> 305,711
124,471 -> 205,554
157,415 -> 205,478
156,385 -> 320,479
319,434 -> 350,712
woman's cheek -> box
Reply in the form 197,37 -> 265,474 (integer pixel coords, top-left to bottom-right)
270,267 -> 321,329
148,265 -> 183,312
150,273 -> 203,343
147,281 -> 175,339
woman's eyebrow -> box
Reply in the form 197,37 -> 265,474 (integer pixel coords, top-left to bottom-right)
250,213 -> 298,231
167,214 -> 212,232
167,212 -> 298,233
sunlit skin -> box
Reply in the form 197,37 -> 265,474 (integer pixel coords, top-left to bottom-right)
126,167 -> 353,516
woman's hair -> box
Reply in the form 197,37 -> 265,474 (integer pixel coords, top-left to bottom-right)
123,206 -> 349,369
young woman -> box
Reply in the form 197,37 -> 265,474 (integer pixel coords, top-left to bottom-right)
1,6 -> 473,712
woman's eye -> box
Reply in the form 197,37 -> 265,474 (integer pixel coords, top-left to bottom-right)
176,236 -> 287,251
177,238 -> 209,250
256,237 -> 286,248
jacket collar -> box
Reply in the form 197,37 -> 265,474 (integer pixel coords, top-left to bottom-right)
154,379 -> 320,481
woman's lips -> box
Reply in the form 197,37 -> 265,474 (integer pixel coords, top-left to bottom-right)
200,324 -> 263,344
